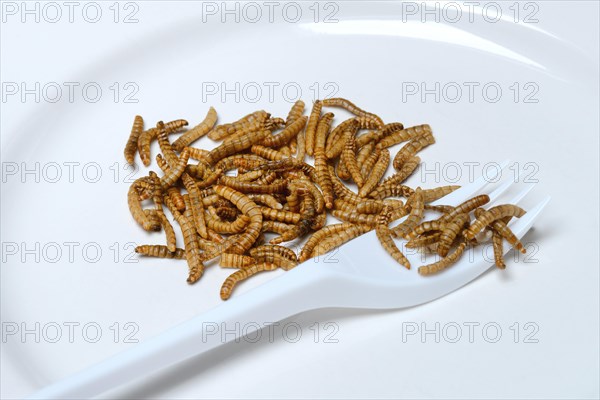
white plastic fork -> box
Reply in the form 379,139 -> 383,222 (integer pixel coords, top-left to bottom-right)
29,161 -> 550,399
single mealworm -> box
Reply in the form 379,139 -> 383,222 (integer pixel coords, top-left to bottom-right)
438,194 -> 490,223
422,185 -> 461,203
492,231 -> 506,269
271,192 -> 315,244
368,156 -> 420,199
259,207 -> 302,224
475,209 -> 526,254
407,219 -> 446,239
160,147 -> 190,189
124,115 -> 144,164
220,262 -> 278,300
311,212 -> 327,230
331,209 -> 379,225
128,178 -> 161,231
424,204 -> 455,214
299,222 -> 356,262
391,187 -> 424,239
360,147 -> 381,179
166,187 -> 186,212
208,110 -> 268,141
356,199 -> 403,215
340,133 -> 364,188
376,124 -> 432,149
418,242 -> 467,276
261,116 -> 307,148
326,118 -> 359,159
250,244 -> 298,261
310,224 -> 371,258
314,113 -> 335,209
285,100 -> 305,127
180,195 -> 205,283
464,204 -> 526,240
305,100 -> 322,156
329,165 -> 363,204
222,120 -> 266,146
172,107 -> 218,151
322,97 -> 384,126
357,122 -> 405,148
135,245 -> 186,259
181,173 -> 208,238
219,175 -> 288,194
219,253 -> 256,269
206,211 -> 250,234
235,169 -> 264,182
438,213 -> 470,257
250,144 -> 289,161
137,119 -> 188,166
215,154 -> 267,172
392,132 -> 435,170
248,194 -> 283,210
376,206 -> 411,269
261,220 -> 294,234
406,231 -> 443,248
206,129 -> 270,165
252,251 -> 298,271
186,146 -> 211,162
358,149 -> 389,197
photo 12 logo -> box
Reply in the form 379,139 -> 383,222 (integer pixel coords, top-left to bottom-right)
1,82 -> 139,104
400,2 -> 540,24
1,1 -> 140,23
200,1 -> 339,23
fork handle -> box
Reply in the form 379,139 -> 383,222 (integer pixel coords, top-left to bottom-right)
28,263 -> 333,399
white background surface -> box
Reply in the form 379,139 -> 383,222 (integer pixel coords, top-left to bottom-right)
1,1 -> 599,399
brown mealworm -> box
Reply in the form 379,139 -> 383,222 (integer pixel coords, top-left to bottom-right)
475,209 -> 526,255
219,253 -> 256,269
180,195 -> 205,283
376,124 -> 432,149
220,262 -> 278,300
300,223 -> 356,262
360,147 -> 381,180
172,107 -> 218,151
259,207 -> 302,224
368,156 -> 420,199
285,100 -> 306,127
424,204 -> 455,214
261,116 -> 308,148
406,231 -> 443,248
135,245 -> 186,259
418,242 -> 467,276
128,178 -> 161,231
438,195 -> 490,223
160,147 -> 190,189
215,154 -> 267,172
322,97 -> 384,126
208,110 -> 268,141
137,119 -> 188,166
250,144 -> 289,161
340,132 -> 364,188
464,204 -> 526,240
492,231 -> 506,269
310,224 -> 371,258
422,185 -> 461,203
305,100 -> 322,156
181,173 -> 208,238
326,118 -> 359,159
314,113 -> 335,209
408,219 -> 446,239
438,213 -> 470,257
124,115 -> 144,164
166,187 -> 186,212
331,209 -> 379,225
265,117 -> 286,131
206,129 -> 270,165
358,149 -> 390,197
391,187 -> 424,239
251,251 -> 298,271
248,194 -> 283,210
250,244 -> 298,261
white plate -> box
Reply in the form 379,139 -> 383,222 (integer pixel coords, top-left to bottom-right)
2,1 -> 598,398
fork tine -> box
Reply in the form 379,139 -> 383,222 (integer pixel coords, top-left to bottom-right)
505,196 -> 550,241
431,159 -> 510,206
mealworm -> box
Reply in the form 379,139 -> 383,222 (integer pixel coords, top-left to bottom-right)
219,253 -> 256,269
219,175 -> 287,195
250,144 -> 289,161
135,245 -> 186,259
124,115 -> 144,164
181,173 -> 208,238
166,187 -> 186,212
408,219 -> 446,239
235,169 -> 264,182
150,178 -> 178,252
422,185 -> 461,203
265,117 -> 286,131
172,107 -> 218,151
392,132 -> 435,170
206,208 -> 250,234
310,224 -> 371,258
137,119 -> 188,166
160,147 -> 190,189
222,120 -> 265,146
128,178 -> 161,231
438,195 -> 490,224
375,206 -> 410,269
368,156 -> 420,199
180,195 -> 204,283
195,168 -> 223,189
206,129 -> 270,165
340,133 -> 364,188
360,147 -> 381,179
355,122 -> 405,148
208,110 -> 268,141
333,198 -> 359,212
215,206 -> 238,221
376,124 -> 432,149
331,209 -> 379,225
406,231 -> 443,248
261,220 -> 294,234
252,251 -> 298,271
329,165 -> 363,204
215,154 -> 266,172
326,118 -> 359,159
213,185 -> 263,254
247,194 -> 283,210
418,242 -> 467,276
464,204 -> 526,240
322,97 -> 384,126
220,262 -> 278,300
285,100 -> 305,127
271,191 -> 315,244
438,213 -> 470,257
358,149 -> 389,197
261,116 -> 307,148
492,231 -> 506,269
299,222 -> 355,262
250,244 -> 297,261
424,204 -> 455,214
475,209 -> 526,255
311,212 -> 327,230
305,100 -> 322,156
259,207 -> 302,224
314,113 -> 335,209
391,187 -> 424,239
186,146 -> 211,162
356,199 -> 402,215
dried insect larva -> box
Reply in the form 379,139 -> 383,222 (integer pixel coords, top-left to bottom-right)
215,154 -> 267,172
271,193 -> 315,244
331,209 -> 379,225
265,117 -> 286,131
135,245 -> 186,259
299,222 -> 355,262
376,224 -> 411,270
252,171 -> 278,186
356,122 -> 405,148
326,118 -> 359,159
475,209 -> 526,255
406,231 -> 443,248
160,147 -> 190,189
355,141 -> 377,170
235,169 -> 264,182
179,195 -> 205,283
295,124 -> 306,162
311,212 -> 327,230
285,100 -> 305,127
248,194 -> 283,210
172,107 -> 218,151
219,253 -> 256,269
128,179 -> 161,231
329,165 -> 363,204
314,113 -> 335,209
424,204 -> 455,214
206,129 -> 270,165
250,144 -> 289,161
124,115 -> 144,164
438,213 -> 470,257
261,116 -> 308,148
381,155 -> 420,187
368,183 -> 414,201
376,124 -> 432,149
408,220 -> 446,239
137,119 -> 188,167
333,198 -> 357,212
250,244 -> 297,262
213,185 -> 263,255
492,232 -> 506,269
285,189 -> 301,213
340,134 -> 364,188
418,242 -> 467,276
356,199 -> 398,215
206,210 -> 250,234
391,187 -> 424,239
354,129 -> 382,149
181,173 -> 208,238
358,149 -> 390,197
305,100 -> 322,156
156,205 -> 177,252
300,179 -> 325,213
360,147 -> 381,179
215,206 -> 239,221
259,207 -> 302,224
252,251 -> 298,271
220,262 -> 278,300
392,132 -> 435,170
438,195 -> 490,224
464,204 -> 526,240
219,175 -> 288,194
186,146 -> 211,162
195,168 -> 223,190
310,224 -> 371,258
322,97 -> 384,126
166,187 -> 186,212
222,120 -> 264,145
261,220 -> 294,234
209,110 -> 268,141
421,185 -> 461,203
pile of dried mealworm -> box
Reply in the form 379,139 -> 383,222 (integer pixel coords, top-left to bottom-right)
124,98 -> 527,300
